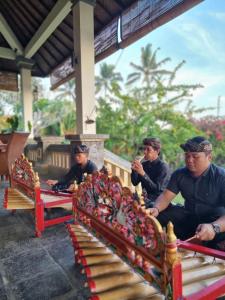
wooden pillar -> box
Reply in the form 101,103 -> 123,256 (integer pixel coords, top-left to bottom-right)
73,0 -> 96,134
17,57 -> 34,137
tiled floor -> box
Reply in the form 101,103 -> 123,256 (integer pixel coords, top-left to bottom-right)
0,181 -> 90,300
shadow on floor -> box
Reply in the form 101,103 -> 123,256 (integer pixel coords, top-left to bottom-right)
0,181 -> 90,300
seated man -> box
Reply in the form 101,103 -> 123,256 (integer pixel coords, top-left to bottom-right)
131,137 -> 171,208
47,144 -> 97,191
148,136 -> 225,250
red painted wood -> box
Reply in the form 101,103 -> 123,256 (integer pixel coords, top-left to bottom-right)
35,186 -> 44,236
185,276 -> 225,300
44,215 -> 72,227
172,262 -> 183,300
44,198 -> 72,208
41,189 -> 73,197
77,206 -> 163,270
3,187 -> 8,208
178,241 -> 225,260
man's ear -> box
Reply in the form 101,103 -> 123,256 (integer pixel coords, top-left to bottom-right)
207,152 -> 212,161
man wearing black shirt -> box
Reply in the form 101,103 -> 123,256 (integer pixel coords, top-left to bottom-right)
47,144 -> 97,191
131,137 -> 171,208
148,136 -> 225,250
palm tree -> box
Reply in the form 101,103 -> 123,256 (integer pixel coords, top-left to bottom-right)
56,79 -> 76,103
126,44 -> 172,88
95,63 -> 123,98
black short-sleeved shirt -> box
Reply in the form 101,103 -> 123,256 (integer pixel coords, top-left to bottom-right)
58,160 -> 97,186
131,158 -> 171,204
167,164 -> 225,217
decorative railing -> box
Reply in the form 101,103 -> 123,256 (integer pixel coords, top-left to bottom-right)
103,149 -> 132,188
26,145 -> 42,162
46,145 -> 71,170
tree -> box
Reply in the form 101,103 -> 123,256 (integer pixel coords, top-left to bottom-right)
97,90 -> 201,165
96,45 -> 205,168
192,116 -> 225,166
96,63 -> 123,98
126,44 -> 172,88
33,98 -> 76,136
55,79 -> 76,103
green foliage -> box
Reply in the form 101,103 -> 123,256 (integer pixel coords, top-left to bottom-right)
33,98 -> 76,136
6,115 -> 19,131
96,44 -> 204,167
55,79 -> 76,103
96,63 -> 123,98
27,121 -> 32,132
192,117 -> 225,166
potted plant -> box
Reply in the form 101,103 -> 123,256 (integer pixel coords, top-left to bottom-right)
6,115 -> 19,132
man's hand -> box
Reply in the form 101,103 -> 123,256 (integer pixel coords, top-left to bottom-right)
131,160 -> 145,176
46,179 -> 58,186
196,224 -> 216,241
67,183 -> 76,192
146,207 -> 159,217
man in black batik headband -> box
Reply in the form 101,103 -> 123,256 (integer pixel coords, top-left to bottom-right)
47,144 -> 97,191
148,136 -> 225,250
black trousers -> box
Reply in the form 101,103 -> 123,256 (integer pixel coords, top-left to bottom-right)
157,204 -> 225,250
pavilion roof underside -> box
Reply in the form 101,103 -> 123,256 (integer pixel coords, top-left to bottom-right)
0,0 -> 203,89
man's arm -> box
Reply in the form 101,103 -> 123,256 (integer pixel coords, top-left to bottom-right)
196,215 -> 225,241
131,170 -> 141,186
46,179 -> 58,186
131,160 -> 141,186
57,166 -> 76,185
140,164 -> 170,192
146,189 -> 177,216
195,174 -> 225,242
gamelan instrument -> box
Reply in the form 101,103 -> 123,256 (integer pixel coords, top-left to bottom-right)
4,154 -> 74,237
67,171 -> 225,300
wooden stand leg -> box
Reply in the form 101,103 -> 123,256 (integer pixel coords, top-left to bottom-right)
35,202 -> 44,238
35,230 -> 42,238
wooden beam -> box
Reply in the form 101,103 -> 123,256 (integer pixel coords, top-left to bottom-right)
0,13 -> 23,54
0,47 -> 16,60
24,0 -> 72,58
113,0 -> 126,10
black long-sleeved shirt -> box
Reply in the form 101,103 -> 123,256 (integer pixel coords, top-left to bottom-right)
55,160 -> 97,190
131,158 -> 171,207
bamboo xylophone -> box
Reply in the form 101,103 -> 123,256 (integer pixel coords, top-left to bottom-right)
68,223 -> 225,300
3,154 -> 74,237
68,223 -> 163,300
67,171 -> 225,300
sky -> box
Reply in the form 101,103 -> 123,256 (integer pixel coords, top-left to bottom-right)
46,0 -> 225,117
94,0 -> 225,117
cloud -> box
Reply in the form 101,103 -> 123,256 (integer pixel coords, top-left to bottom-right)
173,66 -> 225,115
208,12 -> 225,22
170,22 -> 225,64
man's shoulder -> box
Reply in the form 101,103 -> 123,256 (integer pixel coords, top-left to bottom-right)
171,167 -> 187,177
211,164 -> 225,177
142,158 -> 169,168
87,160 -> 98,171
158,159 -> 170,169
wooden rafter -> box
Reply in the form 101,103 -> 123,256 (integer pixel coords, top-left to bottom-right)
0,47 -> 16,60
24,0 -> 72,58
0,12 -> 23,54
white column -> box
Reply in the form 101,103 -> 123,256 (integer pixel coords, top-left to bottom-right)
17,57 -> 34,137
19,67 -> 33,138
73,0 -> 96,134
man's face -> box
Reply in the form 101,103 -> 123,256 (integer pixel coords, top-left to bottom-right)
143,145 -> 159,161
185,152 -> 211,173
74,153 -> 88,165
